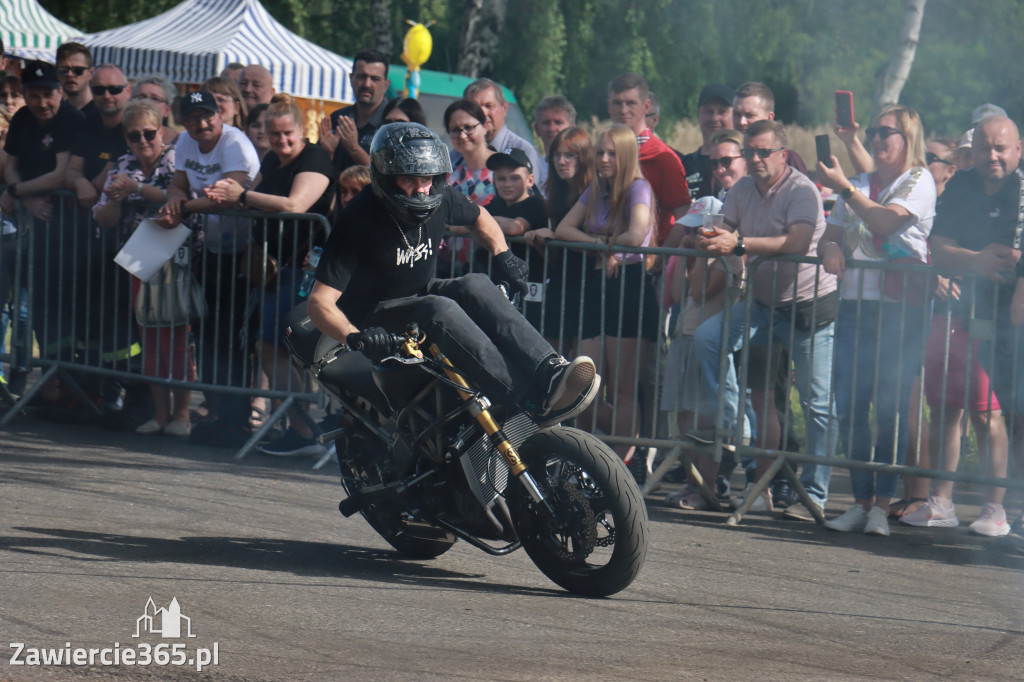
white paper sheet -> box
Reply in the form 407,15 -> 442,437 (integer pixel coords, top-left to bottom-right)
113,218 -> 192,282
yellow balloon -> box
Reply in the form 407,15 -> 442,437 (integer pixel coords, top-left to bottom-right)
402,22 -> 433,68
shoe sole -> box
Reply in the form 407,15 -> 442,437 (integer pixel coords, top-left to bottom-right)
969,524 -> 1010,537
899,517 -> 959,528
546,358 -> 597,414
538,373 -> 601,429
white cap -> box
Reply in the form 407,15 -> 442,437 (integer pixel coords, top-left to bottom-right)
676,195 -> 724,228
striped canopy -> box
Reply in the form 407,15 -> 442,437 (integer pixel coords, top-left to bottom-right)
0,0 -> 83,61
80,0 -> 352,103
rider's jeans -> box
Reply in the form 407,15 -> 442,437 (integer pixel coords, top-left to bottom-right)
694,298 -> 837,506
368,274 -> 556,404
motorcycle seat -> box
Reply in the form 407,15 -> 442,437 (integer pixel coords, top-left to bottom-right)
318,348 -> 392,415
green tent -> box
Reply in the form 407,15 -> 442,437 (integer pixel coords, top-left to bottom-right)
1,0 -> 82,61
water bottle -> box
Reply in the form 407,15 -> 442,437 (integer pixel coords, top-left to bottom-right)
298,246 -> 323,298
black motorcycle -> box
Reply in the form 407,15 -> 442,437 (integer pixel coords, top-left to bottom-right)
286,308 -> 648,597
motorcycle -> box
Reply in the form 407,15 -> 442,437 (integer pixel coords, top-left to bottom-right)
285,306 -> 648,597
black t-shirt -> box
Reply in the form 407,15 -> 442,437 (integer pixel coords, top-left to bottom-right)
4,101 -> 84,181
329,101 -> 387,173
485,194 -> 547,278
255,142 -> 337,265
317,185 -> 480,323
72,108 -> 127,181
931,167 -> 1023,319
681,148 -> 712,199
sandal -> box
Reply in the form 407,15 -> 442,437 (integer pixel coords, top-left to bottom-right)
665,485 -> 710,511
889,497 -> 928,519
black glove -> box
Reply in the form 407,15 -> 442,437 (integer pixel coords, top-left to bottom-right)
492,249 -> 529,299
347,326 -> 394,363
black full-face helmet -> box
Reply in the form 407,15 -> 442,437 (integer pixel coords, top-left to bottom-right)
370,122 -> 452,225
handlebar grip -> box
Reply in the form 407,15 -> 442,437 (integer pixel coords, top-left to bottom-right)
346,332 -> 365,352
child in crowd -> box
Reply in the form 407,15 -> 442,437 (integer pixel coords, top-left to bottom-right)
481,149 -> 548,329
337,164 -> 370,210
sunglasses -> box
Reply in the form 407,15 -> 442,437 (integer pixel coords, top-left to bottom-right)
709,156 -> 741,169
126,129 -> 159,144
926,151 -> 954,166
864,126 -> 904,141
57,66 -> 89,77
448,122 -> 481,138
741,147 -> 784,160
91,84 -> 127,97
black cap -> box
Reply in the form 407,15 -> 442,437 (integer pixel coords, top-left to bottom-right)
486,147 -> 532,173
181,90 -> 219,116
698,83 -> 734,108
21,60 -> 60,90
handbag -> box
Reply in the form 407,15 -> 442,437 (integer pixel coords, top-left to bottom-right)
134,260 -> 207,328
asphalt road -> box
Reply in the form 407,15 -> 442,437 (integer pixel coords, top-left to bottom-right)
2,418 -> 1024,681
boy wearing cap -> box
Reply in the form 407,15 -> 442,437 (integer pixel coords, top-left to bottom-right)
480,148 -> 549,330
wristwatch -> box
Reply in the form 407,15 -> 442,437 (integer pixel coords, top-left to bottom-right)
239,190 -> 248,206
841,185 -> 855,200
733,233 -> 746,256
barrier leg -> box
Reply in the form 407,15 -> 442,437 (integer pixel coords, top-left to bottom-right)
56,367 -> 103,417
780,459 -> 825,524
727,453 -> 786,526
0,365 -> 59,426
233,395 -> 295,460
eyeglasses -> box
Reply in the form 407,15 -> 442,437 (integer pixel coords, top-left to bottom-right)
926,151 -> 954,166
134,93 -> 167,105
553,152 -> 578,162
57,66 -> 89,77
741,147 -> 784,160
126,129 -> 159,144
448,122 -> 480,138
709,156 -> 741,169
864,126 -> 904,141
91,84 -> 127,97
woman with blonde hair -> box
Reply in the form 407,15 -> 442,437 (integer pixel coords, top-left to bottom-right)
555,124 -> 658,457
817,104 -> 936,536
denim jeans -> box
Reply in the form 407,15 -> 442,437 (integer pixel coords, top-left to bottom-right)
694,298 -> 837,505
369,273 -> 557,405
834,300 -> 926,501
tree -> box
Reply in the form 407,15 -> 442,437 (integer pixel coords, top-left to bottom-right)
370,0 -> 394,56
456,0 -> 506,77
874,0 -> 927,111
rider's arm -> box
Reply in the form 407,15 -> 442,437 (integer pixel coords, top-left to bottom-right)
307,280 -> 359,343
468,205 -> 511,255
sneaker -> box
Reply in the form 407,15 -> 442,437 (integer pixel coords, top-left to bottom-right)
899,497 -> 959,528
824,505 -> 868,532
135,418 -> 165,435
665,485 -> 709,510
784,500 -> 824,522
730,483 -> 773,512
537,357 -> 600,428
715,473 -> 732,501
259,429 -> 323,457
771,479 -> 796,509
162,420 -> 192,438
969,503 -> 1010,537
864,506 -> 890,536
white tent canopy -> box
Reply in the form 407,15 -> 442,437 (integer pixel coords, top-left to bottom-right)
1,0 -> 83,61
79,0 -> 352,103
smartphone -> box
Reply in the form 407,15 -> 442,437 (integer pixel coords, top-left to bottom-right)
815,134 -> 833,168
835,90 -> 855,128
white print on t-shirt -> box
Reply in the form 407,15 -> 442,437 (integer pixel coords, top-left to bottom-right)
396,238 -> 433,267
184,158 -> 222,176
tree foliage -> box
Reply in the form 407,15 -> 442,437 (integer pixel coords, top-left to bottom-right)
40,0 -> 1024,136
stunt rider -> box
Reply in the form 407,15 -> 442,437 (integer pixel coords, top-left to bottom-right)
307,122 -> 599,427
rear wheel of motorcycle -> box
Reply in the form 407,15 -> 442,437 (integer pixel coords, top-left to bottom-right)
509,426 -> 648,597
338,450 -> 456,559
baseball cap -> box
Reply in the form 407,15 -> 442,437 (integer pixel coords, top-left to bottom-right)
698,84 -> 735,108
486,147 -> 533,174
181,90 -> 219,116
21,60 -> 60,90
958,128 -> 973,149
676,195 -> 724,228
972,103 -> 1007,124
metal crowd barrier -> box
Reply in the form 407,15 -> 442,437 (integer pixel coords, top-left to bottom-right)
0,191 -> 331,462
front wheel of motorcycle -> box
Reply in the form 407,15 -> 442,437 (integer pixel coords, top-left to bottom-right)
509,427 -> 649,597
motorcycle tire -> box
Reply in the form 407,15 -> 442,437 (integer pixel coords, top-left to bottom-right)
509,427 -> 648,597
338,446 -> 456,559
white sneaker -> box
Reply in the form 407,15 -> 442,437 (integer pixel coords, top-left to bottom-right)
730,483 -> 773,512
969,503 -> 1010,537
864,506 -> 890,536
899,496 -> 959,527
824,505 -> 868,532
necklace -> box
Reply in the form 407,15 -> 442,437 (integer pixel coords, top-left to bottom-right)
391,214 -> 423,250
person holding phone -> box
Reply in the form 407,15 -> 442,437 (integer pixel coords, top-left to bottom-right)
816,104 -> 936,536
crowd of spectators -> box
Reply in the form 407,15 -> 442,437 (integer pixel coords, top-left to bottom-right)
1,39 -> 1023,548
